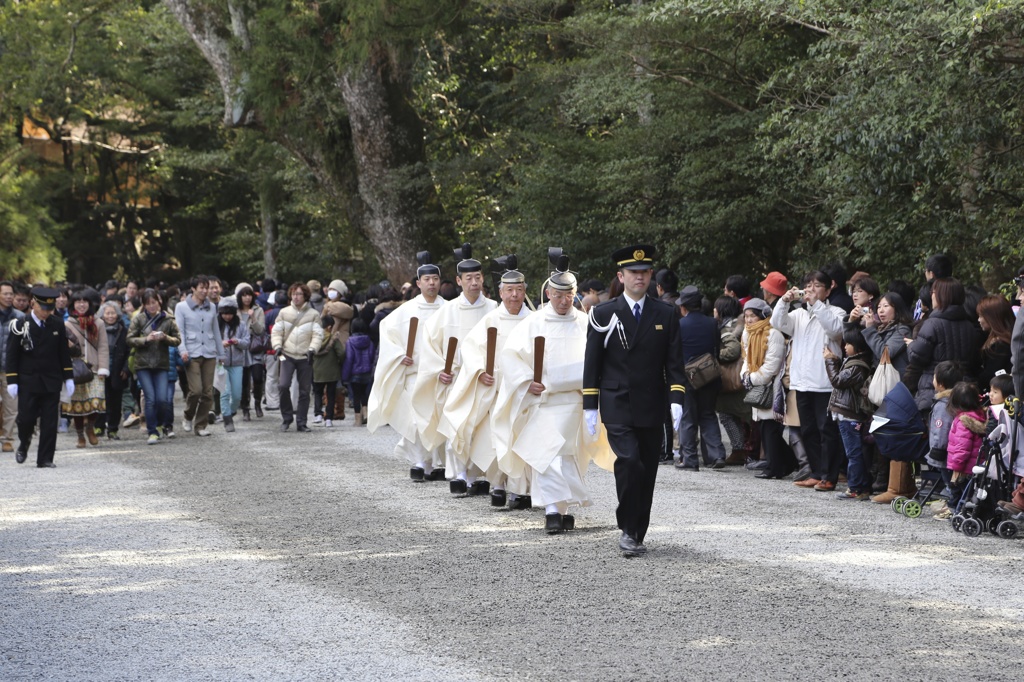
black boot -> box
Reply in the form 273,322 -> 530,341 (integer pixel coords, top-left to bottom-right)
545,513 -> 564,534
242,408 -> 251,422
224,415 -> 235,433
254,405 -> 263,419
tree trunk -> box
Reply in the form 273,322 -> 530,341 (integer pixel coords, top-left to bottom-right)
338,48 -> 450,285
164,2 -> 452,285
257,178 -> 279,280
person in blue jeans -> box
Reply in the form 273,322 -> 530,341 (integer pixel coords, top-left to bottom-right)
823,329 -> 874,499
164,344 -> 183,437
217,297 -> 249,433
126,290 -> 181,445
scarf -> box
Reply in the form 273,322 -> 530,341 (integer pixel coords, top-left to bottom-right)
145,310 -> 166,332
71,310 -> 99,345
744,317 -> 773,374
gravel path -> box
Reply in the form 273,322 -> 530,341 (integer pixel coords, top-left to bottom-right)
3,407 -> 1024,681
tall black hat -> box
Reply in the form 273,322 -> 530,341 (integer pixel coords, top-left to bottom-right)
416,251 -> 440,279
494,254 -> 525,285
546,247 -> 576,291
454,243 -> 482,274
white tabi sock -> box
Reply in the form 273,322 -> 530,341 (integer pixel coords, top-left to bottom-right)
545,504 -> 559,515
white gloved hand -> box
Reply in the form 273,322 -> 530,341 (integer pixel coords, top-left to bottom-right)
65,379 -> 76,397
584,409 -> 598,436
97,368 -> 110,378
671,403 -> 683,431
7,384 -> 17,399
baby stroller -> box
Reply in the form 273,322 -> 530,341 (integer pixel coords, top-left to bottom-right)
950,422 -> 1017,538
867,383 -> 932,518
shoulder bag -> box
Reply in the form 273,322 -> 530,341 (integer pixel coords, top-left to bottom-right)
684,352 -> 720,390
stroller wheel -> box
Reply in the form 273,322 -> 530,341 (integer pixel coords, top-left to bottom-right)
986,517 -> 1001,536
891,497 -> 907,514
902,500 -> 923,518
997,521 -> 1019,539
962,518 -> 983,537
951,514 -> 965,532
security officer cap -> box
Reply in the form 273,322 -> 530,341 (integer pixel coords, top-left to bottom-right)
612,244 -> 656,271
31,286 -> 60,311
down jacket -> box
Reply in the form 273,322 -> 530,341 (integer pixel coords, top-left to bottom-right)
946,409 -> 987,474
271,302 -> 324,360
907,306 -> 982,410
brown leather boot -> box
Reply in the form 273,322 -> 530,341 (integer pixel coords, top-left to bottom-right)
86,419 -> 99,445
871,461 -> 917,503
76,429 -> 87,449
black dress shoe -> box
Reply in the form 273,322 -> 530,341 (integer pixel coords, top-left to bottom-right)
15,447 -> 27,464
658,454 -> 674,466
296,424 -> 312,433
468,480 -> 490,496
754,472 -> 781,479
410,467 -> 425,482
449,479 -> 468,494
619,532 -> 647,557
255,405 -> 264,419
426,468 -> 446,481
711,459 -> 726,470
279,422 -> 291,432
37,462 -> 57,468
561,515 -> 575,531
674,462 -> 698,471
490,490 -> 507,507
545,513 -> 563,534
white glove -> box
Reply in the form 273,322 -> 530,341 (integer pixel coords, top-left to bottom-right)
584,409 -> 598,436
65,379 -> 75,397
6,384 -> 17,399
671,403 -> 683,431
97,368 -> 110,378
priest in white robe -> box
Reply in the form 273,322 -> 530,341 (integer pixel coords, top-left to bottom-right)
411,243 -> 497,495
492,250 -> 613,533
367,252 -> 445,481
438,255 -> 532,508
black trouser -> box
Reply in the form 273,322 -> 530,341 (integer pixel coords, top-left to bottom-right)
96,377 -> 124,433
17,389 -> 60,466
607,423 -> 663,543
795,390 -> 842,482
760,419 -> 796,477
241,363 -> 265,411
349,381 -> 371,413
312,381 -> 336,419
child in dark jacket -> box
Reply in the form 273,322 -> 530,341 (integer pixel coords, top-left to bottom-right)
928,362 -> 965,519
824,328 -> 874,498
342,318 -> 376,426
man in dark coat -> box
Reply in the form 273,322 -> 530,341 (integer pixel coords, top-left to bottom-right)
583,245 -> 686,557
5,287 -> 74,468
675,285 -> 727,470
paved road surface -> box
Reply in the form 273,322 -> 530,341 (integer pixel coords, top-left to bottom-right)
3,409 -> 1023,680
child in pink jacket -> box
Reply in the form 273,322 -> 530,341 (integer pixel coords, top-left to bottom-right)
945,382 -> 987,505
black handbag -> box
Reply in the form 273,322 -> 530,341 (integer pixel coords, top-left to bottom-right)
743,383 -> 773,409
72,357 -> 94,385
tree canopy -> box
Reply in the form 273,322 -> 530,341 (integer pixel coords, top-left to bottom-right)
3,0 -> 1024,290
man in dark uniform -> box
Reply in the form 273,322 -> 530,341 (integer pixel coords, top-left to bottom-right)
5,287 -> 74,468
583,245 -> 686,557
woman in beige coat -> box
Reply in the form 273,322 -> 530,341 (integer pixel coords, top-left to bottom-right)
62,289 -> 110,448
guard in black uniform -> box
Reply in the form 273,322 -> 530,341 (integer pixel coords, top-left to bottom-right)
583,245 -> 686,557
5,287 -> 74,468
